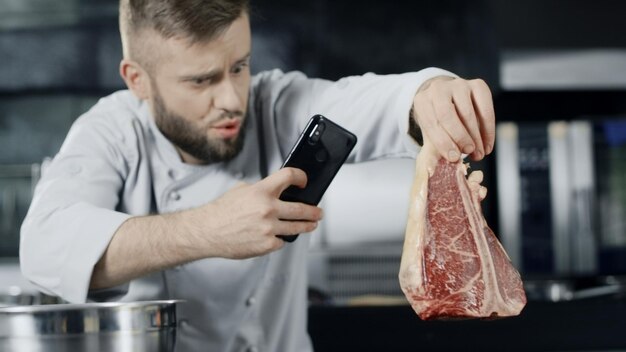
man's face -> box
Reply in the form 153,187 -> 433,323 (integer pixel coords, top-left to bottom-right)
146,14 -> 252,164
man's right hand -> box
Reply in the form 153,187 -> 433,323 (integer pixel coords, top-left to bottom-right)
91,167 -> 321,289
182,167 -> 323,259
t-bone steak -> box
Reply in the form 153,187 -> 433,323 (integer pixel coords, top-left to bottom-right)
399,143 -> 526,320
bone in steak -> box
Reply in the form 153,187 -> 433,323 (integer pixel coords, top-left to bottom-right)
399,143 -> 526,320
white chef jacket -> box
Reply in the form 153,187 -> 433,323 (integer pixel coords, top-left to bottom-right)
20,68 -> 452,352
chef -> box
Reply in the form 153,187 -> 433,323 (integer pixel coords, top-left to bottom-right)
19,0 -> 495,351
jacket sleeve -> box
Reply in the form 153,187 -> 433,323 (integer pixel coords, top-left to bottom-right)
19,115 -> 132,303
255,67 -> 457,162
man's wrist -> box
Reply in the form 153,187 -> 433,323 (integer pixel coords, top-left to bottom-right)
408,106 -> 423,146
409,75 -> 454,146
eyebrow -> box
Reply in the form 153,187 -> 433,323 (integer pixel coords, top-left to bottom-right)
179,53 -> 251,83
234,53 -> 251,66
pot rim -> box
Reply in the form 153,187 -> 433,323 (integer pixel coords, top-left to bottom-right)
0,299 -> 181,314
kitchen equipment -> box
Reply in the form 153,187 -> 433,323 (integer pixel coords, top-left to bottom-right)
0,164 -> 38,257
497,118 -> 626,277
0,300 -> 178,352
496,120 -> 598,276
523,279 -> 575,302
0,286 -> 65,308
0,293 -> 36,308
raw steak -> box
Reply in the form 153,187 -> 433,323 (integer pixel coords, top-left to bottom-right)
399,143 -> 526,320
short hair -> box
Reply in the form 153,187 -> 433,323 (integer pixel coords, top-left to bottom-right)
119,0 -> 249,69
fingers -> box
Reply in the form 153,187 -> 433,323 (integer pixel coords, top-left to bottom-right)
258,167 -> 308,196
432,98 -> 475,160
258,167 -> 323,220
413,77 -> 496,162
277,201 -> 323,221
260,168 -> 322,234
469,79 -> 496,155
415,97 -> 461,162
452,88 -> 484,159
274,219 -> 319,236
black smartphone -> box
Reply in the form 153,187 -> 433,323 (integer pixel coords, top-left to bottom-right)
277,114 -> 357,242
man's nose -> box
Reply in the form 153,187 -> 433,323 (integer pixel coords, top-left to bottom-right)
214,77 -> 242,113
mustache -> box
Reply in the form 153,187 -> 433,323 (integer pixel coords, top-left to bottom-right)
205,110 -> 246,128
219,110 -> 244,120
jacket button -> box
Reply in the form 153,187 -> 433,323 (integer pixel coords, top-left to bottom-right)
245,296 -> 256,307
169,191 -> 181,201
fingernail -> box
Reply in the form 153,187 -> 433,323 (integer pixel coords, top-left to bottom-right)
475,150 -> 483,160
448,150 -> 460,161
485,144 -> 492,154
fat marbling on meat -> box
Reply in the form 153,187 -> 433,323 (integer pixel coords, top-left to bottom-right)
399,143 -> 526,320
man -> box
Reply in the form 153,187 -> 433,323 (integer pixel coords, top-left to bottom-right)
20,0 -> 495,351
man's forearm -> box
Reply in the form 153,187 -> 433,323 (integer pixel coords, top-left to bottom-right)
89,168 -> 324,290
89,211 -> 205,290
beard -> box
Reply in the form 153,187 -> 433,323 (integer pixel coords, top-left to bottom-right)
152,84 -> 246,164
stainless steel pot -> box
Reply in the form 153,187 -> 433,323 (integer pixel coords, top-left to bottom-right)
0,300 -> 178,352
0,292 -> 37,308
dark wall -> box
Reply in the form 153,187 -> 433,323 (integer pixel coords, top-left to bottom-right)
489,0 -> 626,49
2,0 -> 626,94
251,0 -> 497,84
0,0 -> 499,93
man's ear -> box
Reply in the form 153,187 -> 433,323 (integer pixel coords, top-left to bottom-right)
119,59 -> 151,100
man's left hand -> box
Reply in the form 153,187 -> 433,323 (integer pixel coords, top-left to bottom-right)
412,76 -> 495,162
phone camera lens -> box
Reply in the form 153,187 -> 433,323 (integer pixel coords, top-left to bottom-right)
308,123 -> 324,145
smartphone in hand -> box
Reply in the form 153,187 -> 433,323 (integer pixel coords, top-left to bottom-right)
278,114 -> 357,242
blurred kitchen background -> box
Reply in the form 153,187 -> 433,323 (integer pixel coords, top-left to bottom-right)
2,0 -> 626,350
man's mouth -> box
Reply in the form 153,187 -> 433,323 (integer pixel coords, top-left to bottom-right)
210,119 -> 241,139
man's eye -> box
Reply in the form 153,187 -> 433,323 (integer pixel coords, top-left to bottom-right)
232,63 -> 248,74
193,78 -> 208,85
